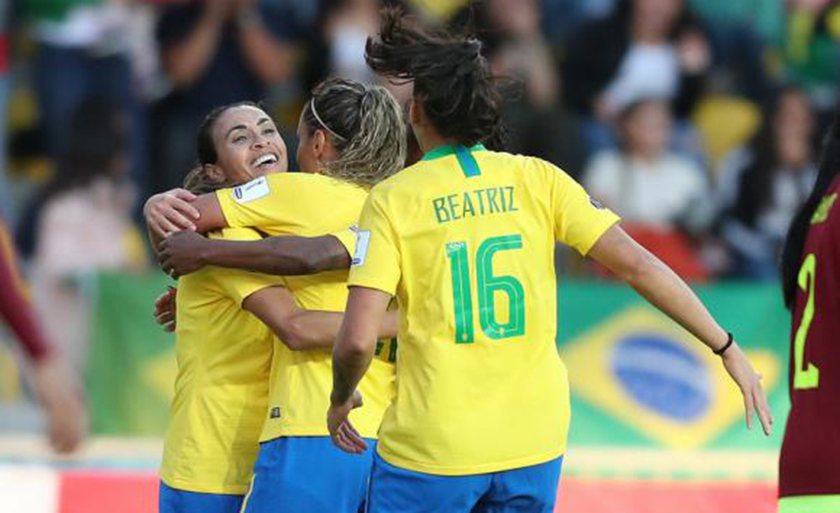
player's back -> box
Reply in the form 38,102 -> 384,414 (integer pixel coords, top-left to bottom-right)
351,145 -> 618,475
780,175 -> 840,503
214,172 -> 395,441
162,227 -> 277,494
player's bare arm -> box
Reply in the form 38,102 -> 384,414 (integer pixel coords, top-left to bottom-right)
588,223 -> 773,436
329,286 -> 392,454
158,230 -> 351,278
143,188 -> 227,247
243,286 -> 398,351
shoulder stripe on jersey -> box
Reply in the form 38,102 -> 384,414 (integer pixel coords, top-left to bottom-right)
420,144 -> 486,177
455,145 -> 481,178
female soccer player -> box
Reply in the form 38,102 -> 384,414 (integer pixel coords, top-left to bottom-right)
778,111 -> 840,513
326,9 -> 773,513
147,78 -> 406,513
158,101 -> 303,513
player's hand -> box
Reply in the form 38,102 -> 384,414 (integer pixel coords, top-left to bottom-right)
327,391 -> 367,454
721,342 -> 773,436
158,230 -> 211,278
154,286 -> 177,332
33,355 -> 88,454
144,189 -> 200,238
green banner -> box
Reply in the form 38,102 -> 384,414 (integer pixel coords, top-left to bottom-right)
87,274 -> 791,459
87,272 -> 175,435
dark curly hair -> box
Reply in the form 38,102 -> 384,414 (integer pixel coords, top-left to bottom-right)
365,7 -> 505,149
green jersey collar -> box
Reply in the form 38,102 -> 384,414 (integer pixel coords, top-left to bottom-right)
421,144 -> 486,162
422,144 -> 486,177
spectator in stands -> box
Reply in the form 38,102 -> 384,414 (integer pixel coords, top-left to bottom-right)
0,217 -> 87,453
563,0 -> 712,154
324,0 -> 381,82
451,0 -> 586,173
19,100 -> 146,372
152,0 -> 304,189
21,0 -> 144,174
584,98 -> 711,279
718,87 -> 818,279
781,0 -> 838,113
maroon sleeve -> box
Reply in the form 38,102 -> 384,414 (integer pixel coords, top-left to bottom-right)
0,220 -> 50,361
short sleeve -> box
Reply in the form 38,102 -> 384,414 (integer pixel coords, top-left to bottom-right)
347,193 -> 400,295
331,227 -> 358,256
549,161 -> 620,255
216,175 -> 297,231
208,227 -> 285,305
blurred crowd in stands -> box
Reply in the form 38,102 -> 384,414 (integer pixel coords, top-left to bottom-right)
0,0 -> 837,288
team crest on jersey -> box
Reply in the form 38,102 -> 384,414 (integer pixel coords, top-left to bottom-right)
562,307 -> 780,449
232,176 -> 270,204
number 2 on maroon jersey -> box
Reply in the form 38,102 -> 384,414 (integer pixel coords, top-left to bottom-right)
793,254 -> 820,390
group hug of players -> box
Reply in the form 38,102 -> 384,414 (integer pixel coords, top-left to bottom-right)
141,8 -> 835,513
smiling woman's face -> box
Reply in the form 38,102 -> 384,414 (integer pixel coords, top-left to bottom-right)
211,106 -> 288,184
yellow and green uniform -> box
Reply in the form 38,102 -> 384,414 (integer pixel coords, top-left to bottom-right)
216,172 -> 396,442
349,145 -> 620,475
160,228 -> 283,494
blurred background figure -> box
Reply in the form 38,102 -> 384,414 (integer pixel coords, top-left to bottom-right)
150,0 -> 305,189
563,0 -> 712,156
0,216 -> 87,454
16,99 -> 147,372
454,0 -> 586,172
19,0 -> 149,198
583,98 -> 711,279
717,86 -> 818,279
781,0 -> 839,111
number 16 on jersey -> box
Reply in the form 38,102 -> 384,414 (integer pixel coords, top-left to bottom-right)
445,235 -> 526,344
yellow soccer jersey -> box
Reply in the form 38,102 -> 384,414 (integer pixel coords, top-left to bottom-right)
216,172 -> 396,441
349,145 -> 620,475
160,227 -> 283,494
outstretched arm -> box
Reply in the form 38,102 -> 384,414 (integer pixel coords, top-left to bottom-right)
158,230 -> 351,278
588,224 -> 773,435
243,286 -> 398,351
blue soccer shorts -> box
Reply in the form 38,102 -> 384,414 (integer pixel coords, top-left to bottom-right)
158,481 -> 244,513
241,436 -> 377,513
367,451 -> 563,513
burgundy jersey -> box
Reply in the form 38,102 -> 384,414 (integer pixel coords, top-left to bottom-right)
779,175 -> 840,501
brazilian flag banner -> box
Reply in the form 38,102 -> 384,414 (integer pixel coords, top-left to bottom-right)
86,274 -> 788,481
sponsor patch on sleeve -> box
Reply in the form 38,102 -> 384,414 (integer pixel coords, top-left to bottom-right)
232,176 -> 270,203
352,230 -> 371,266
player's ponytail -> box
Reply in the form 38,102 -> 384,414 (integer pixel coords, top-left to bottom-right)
780,109 -> 840,308
365,7 -> 504,148
302,77 -> 406,188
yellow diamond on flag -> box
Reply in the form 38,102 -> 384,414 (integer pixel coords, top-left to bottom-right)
561,307 -> 779,449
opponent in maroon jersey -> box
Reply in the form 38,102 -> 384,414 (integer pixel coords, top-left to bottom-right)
779,111 -> 840,512
0,218 -> 87,452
